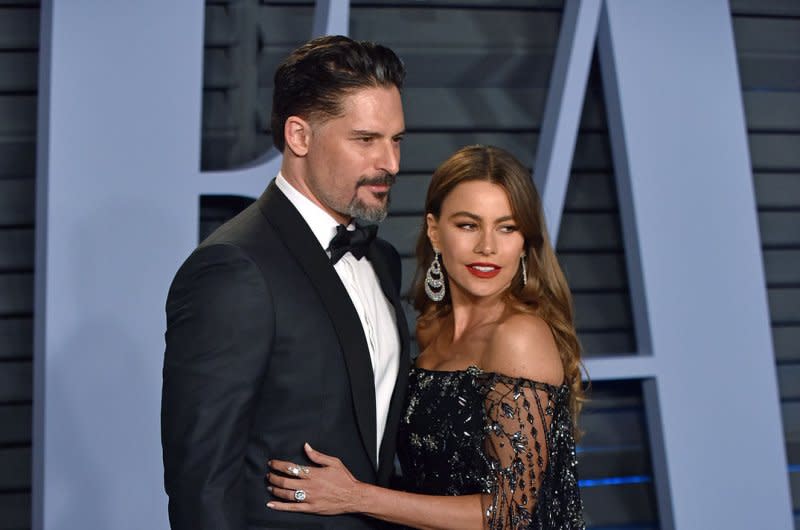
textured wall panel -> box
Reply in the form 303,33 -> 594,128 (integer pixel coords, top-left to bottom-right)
0,3 -> 39,529
0,179 -> 35,226
0,494 -> 30,530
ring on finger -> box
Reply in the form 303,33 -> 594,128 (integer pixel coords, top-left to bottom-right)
299,465 -> 310,476
294,489 -> 307,502
287,465 -> 301,477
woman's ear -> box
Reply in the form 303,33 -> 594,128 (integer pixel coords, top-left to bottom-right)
284,116 -> 311,156
426,213 -> 440,251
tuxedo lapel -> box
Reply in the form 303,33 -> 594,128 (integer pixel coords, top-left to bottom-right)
257,183 -> 378,468
366,243 -> 411,482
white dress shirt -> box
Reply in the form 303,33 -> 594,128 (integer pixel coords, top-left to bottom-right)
275,174 -> 400,461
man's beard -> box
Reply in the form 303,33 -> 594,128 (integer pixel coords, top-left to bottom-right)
346,173 -> 396,223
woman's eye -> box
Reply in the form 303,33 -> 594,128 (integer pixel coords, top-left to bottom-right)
499,225 -> 518,233
457,223 -> 477,230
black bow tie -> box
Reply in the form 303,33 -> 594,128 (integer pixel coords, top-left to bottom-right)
328,224 -> 378,264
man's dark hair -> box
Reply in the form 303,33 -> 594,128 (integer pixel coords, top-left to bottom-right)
271,35 -> 406,152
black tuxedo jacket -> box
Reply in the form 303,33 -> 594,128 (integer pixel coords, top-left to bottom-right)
162,182 -> 410,530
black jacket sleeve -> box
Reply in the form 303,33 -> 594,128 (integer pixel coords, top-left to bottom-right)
161,243 -> 273,530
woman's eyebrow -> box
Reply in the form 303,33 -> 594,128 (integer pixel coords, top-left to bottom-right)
447,212 -> 515,223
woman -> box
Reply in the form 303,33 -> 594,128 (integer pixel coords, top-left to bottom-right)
267,145 -> 586,529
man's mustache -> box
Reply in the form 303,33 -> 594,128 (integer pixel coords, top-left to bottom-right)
357,173 -> 396,187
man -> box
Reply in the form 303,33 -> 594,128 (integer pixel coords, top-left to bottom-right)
161,35 -> 409,530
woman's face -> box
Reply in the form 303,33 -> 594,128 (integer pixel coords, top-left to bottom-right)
427,180 -> 525,302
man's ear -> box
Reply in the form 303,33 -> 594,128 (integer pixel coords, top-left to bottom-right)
426,213 -> 440,251
284,116 -> 311,157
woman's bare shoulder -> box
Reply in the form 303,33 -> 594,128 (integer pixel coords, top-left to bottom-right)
482,312 -> 564,386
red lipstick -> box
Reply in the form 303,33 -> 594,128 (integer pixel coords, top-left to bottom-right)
466,262 -> 502,279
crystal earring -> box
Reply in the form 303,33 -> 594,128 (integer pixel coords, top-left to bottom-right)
425,251 -> 446,302
520,254 -> 528,287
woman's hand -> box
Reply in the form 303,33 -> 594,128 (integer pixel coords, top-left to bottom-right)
266,442 -> 365,515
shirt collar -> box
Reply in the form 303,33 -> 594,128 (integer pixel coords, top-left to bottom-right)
275,172 -> 352,251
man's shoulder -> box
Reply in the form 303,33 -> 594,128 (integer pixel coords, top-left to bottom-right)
371,236 -> 402,281
372,236 -> 400,262
170,200 -> 284,284
201,199 -> 276,248
371,236 -> 402,291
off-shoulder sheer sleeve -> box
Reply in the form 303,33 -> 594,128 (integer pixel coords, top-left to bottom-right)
479,375 -> 584,530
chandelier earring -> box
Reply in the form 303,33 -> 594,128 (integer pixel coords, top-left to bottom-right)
520,254 -> 528,287
425,250 -> 446,302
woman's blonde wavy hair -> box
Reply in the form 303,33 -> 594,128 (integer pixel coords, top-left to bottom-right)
410,145 -> 587,428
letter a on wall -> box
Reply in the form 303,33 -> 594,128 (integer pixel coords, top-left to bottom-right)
533,1 -> 792,529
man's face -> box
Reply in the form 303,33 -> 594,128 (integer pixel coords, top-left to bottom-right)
304,86 -> 405,223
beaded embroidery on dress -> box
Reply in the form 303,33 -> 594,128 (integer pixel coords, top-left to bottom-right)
397,365 -> 585,529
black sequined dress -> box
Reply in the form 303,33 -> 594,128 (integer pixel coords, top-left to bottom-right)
397,365 -> 585,529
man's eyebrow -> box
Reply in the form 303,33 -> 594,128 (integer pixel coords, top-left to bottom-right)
350,129 -> 381,137
350,129 -> 406,138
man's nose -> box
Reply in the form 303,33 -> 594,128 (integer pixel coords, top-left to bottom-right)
378,140 -> 400,176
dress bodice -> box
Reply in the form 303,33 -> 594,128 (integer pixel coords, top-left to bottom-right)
397,365 -> 585,529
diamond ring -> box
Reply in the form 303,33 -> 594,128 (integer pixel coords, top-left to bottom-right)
294,489 -> 307,502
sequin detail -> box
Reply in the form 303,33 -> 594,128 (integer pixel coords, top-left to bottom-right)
397,366 -> 585,529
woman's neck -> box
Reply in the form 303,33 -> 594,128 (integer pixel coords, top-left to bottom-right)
450,295 -> 507,343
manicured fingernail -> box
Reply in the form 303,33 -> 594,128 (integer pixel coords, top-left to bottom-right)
267,486 -> 273,493
305,442 -> 312,450
266,502 -> 274,508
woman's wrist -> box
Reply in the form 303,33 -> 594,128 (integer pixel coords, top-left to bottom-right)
349,480 -> 374,514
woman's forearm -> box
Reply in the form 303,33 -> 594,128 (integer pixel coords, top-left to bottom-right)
355,482 -> 485,530
266,448 -> 490,527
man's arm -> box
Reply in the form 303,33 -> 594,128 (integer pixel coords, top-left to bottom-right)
162,243 -> 273,530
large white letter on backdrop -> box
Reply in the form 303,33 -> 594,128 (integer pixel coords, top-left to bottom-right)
34,2 -> 348,529
534,1 -> 791,529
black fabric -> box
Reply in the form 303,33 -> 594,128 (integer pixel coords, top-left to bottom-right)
162,182 -> 409,530
398,366 -> 585,529
329,223 -> 378,264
